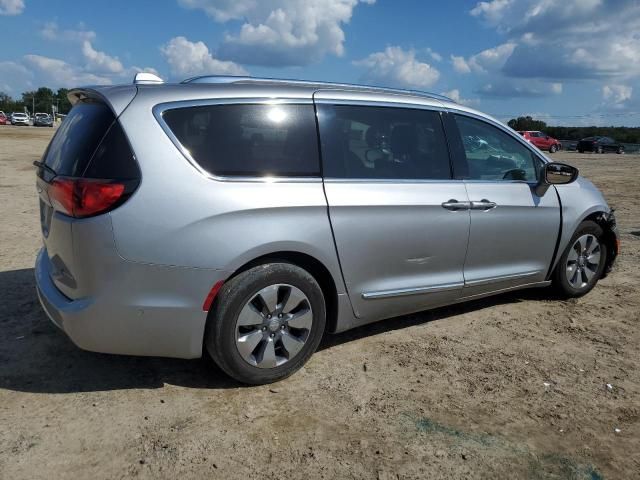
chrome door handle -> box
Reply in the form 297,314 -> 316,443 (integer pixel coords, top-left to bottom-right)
441,199 -> 471,211
470,199 -> 497,210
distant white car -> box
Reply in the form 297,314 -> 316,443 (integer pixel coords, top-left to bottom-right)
11,112 -> 30,126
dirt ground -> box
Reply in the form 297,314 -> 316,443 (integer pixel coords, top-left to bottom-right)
0,125 -> 638,480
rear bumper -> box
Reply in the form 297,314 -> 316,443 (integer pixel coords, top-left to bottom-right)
35,247 -> 229,359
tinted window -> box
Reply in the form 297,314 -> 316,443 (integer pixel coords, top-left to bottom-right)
84,121 -> 140,179
455,115 -> 538,182
317,104 -> 451,179
162,104 -> 320,177
43,102 -> 115,176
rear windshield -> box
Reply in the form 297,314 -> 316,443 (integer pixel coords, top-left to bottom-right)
162,104 -> 320,177
42,101 -> 138,179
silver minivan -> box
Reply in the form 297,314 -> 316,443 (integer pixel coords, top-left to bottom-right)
35,74 -> 619,384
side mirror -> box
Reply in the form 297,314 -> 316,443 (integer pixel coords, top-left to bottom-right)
545,162 -> 579,185
535,162 -> 579,196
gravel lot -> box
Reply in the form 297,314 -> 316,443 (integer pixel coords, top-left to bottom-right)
1,126 -> 638,479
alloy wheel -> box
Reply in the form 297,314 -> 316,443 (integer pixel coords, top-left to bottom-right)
235,284 -> 313,368
566,234 -> 601,289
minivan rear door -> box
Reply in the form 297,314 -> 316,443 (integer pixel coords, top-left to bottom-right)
35,100 -> 140,299
315,92 -> 470,322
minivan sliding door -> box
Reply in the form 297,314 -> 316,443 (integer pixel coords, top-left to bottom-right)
315,95 -> 470,324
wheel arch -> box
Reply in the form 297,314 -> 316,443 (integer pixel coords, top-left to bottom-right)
215,250 -> 341,335
581,211 -> 619,277
550,208 -> 618,279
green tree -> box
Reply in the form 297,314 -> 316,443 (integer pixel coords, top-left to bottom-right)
507,116 -> 548,131
0,91 -> 21,113
22,87 -> 56,115
55,88 -> 72,114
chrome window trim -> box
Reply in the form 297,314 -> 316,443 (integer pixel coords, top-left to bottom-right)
323,178 -> 530,185
323,178 -> 460,184
362,282 -> 463,300
152,97 -> 321,184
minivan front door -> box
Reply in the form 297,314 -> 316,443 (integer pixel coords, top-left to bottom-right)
446,113 -> 560,297
315,96 -> 471,323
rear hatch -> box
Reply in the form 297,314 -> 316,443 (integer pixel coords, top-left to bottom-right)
35,100 -> 140,299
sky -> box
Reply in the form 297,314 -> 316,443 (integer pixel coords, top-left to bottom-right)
1,0 -> 639,126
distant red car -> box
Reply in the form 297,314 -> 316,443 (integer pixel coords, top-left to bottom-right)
518,130 -> 562,153
0,113 -> 7,125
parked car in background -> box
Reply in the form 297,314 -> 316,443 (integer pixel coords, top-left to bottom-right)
577,136 -> 624,154
0,112 -> 7,125
11,112 -> 30,126
518,131 -> 562,153
34,74 -> 619,384
34,113 -> 54,127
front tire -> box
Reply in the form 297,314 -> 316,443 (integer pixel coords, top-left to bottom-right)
552,221 -> 607,298
549,144 -> 558,153
596,146 -> 604,154
205,263 -> 326,384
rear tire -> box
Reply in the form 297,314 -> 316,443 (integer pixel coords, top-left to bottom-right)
205,263 -> 326,384
617,147 -> 624,154
596,146 -> 604,154
552,221 -> 607,298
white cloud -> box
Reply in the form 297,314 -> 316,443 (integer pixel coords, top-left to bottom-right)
451,42 -> 516,74
0,0 -> 24,15
82,41 -> 124,74
470,0 -> 512,26
23,54 -> 113,87
451,55 -> 471,74
441,89 -> 478,106
602,84 -> 632,104
469,0 -> 640,79
354,46 -> 440,89
0,21 -> 158,95
476,80 -> 564,98
40,22 -> 95,42
0,61 -> 31,93
426,48 -> 442,62
178,0 -> 376,66
161,36 -> 247,78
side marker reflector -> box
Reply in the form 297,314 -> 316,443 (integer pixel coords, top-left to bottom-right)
202,280 -> 224,311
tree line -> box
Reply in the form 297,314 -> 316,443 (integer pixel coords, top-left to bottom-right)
507,116 -> 640,144
0,87 -> 72,115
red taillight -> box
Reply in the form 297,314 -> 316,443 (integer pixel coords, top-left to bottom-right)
49,178 -> 125,218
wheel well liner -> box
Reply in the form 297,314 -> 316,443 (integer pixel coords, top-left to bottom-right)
583,211 -> 618,278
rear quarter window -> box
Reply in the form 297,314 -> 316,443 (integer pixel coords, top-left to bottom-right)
41,100 -> 139,180
43,102 -> 115,177
161,103 -> 320,177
